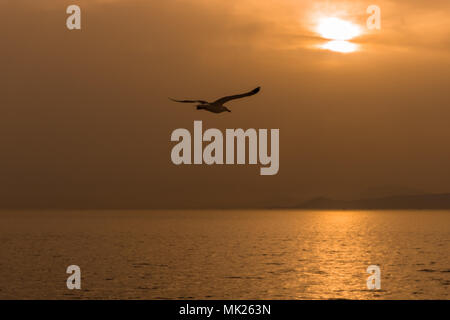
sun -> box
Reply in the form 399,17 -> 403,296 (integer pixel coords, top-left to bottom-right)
317,17 -> 361,41
316,17 -> 361,53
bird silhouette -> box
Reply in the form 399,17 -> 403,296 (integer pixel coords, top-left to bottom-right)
170,87 -> 261,113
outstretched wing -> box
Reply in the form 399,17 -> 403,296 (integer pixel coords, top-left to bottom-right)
213,87 -> 261,105
169,98 -> 208,104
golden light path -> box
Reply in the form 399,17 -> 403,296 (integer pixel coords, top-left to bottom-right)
317,17 -> 361,53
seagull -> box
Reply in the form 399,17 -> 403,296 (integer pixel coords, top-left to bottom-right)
170,87 -> 261,113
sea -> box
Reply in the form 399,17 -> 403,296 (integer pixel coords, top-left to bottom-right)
0,210 -> 449,299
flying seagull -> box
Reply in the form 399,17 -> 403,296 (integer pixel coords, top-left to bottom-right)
170,87 -> 261,113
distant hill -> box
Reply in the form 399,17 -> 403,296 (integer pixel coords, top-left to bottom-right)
297,193 -> 450,210
356,185 -> 424,200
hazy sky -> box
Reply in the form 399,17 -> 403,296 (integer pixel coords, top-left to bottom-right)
1,0 -> 450,208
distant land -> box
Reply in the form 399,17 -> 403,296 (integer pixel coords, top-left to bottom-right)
296,193 -> 450,210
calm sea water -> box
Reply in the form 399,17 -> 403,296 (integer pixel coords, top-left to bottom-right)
0,210 -> 449,299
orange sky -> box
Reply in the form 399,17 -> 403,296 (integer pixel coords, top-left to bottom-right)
1,0 -> 450,208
